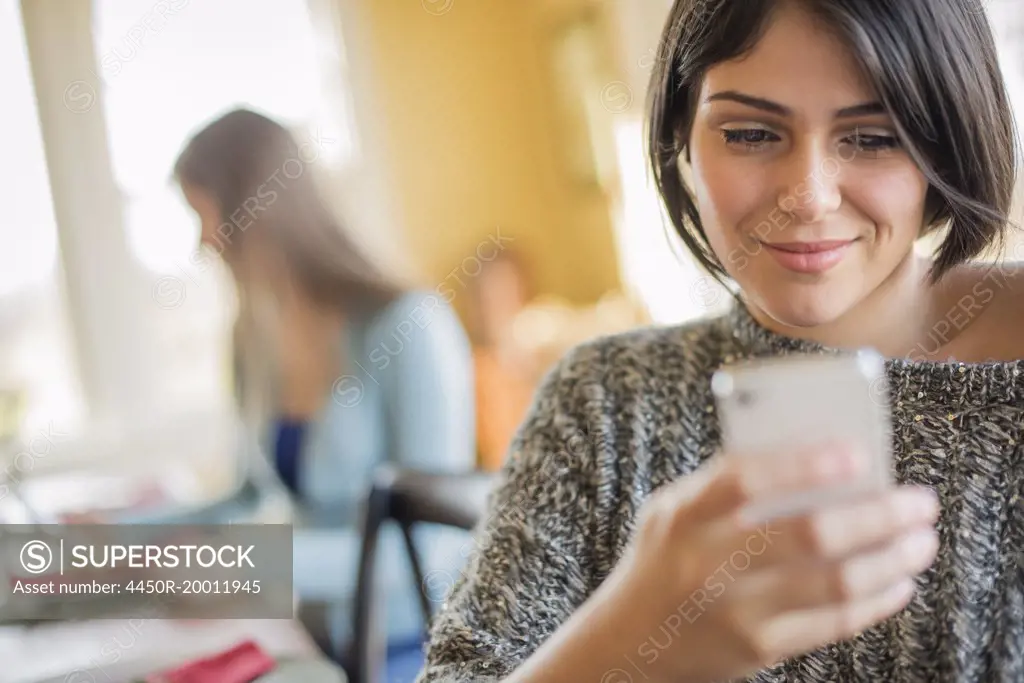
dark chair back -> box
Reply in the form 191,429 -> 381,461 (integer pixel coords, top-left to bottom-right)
345,465 -> 495,683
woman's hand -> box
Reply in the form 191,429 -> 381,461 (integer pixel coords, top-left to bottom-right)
602,445 -> 939,683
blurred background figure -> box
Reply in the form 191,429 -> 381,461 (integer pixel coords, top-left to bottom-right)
173,107 -> 477,656
467,245 -> 652,471
466,248 -> 543,471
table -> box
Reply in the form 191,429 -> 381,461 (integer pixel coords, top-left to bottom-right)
0,618 -> 346,683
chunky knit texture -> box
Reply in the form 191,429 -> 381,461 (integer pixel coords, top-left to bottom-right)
417,302 -> 1024,683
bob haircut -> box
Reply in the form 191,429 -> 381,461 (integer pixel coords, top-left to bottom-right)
647,0 -> 1019,283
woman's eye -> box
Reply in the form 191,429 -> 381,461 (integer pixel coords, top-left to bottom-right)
722,128 -> 778,149
845,132 -> 899,153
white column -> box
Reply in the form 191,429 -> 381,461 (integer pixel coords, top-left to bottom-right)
19,0 -> 161,432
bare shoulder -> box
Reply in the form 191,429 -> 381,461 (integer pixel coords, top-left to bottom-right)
943,260 -> 1024,359
969,259 -> 1024,310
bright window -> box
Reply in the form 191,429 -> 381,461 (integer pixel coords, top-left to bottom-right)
611,117 -> 730,325
0,0 -> 85,439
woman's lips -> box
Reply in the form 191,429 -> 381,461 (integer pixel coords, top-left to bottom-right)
760,239 -> 856,274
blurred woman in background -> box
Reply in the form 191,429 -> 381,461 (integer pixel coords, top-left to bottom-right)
173,108 -> 476,656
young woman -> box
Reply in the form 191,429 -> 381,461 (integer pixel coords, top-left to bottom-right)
418,1 -> 1024,681
173,108 -> 477,651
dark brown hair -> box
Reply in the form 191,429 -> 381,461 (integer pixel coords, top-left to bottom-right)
174,107 -> 401,311
647,0 -> 1018,283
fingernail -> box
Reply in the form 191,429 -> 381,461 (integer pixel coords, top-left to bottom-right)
812,450 -> 845,482
887,578 -> 915,603
901,530 -> 938,562
917,489 -> 940,517
897,488 -> 939,520
832,444 -> 863,477
806,444 -> 869,486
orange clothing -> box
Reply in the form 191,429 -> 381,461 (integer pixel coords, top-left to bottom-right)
473,349 -> 536,471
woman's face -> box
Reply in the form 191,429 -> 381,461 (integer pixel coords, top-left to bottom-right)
180,182 -> 223,251
687,3 -> 930,327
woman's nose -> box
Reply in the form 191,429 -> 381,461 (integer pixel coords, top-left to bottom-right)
775,144 -> 843,223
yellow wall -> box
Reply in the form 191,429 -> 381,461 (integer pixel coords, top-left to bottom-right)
362,0 -> 622,306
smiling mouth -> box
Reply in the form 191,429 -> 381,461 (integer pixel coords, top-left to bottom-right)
759,239 -> 858,273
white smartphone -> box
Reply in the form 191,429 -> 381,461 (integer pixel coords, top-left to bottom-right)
711,349 -> 894,520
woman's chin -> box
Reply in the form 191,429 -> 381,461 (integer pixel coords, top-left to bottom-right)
752,292 -> 853,330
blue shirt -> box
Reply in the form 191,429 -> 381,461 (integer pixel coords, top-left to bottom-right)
280,290 -> 477,645
273,418 -> 306,494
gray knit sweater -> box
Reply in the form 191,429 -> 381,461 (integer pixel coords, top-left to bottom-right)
418,302 -> 1024,683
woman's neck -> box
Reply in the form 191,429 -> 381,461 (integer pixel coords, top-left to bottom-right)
746,253 -> 947,359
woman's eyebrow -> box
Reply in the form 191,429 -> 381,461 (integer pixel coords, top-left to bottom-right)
705,90 -> 885,118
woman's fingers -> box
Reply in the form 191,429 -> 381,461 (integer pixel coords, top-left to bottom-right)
714,485 -> 939,573
677,443 -> 863,524
732,524 -> 938,617
758,578 -> 917,661
718,518 -> 937,665
651,444 -> 940,668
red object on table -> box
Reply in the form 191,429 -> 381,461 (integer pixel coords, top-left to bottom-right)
145,639 -> 276,683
